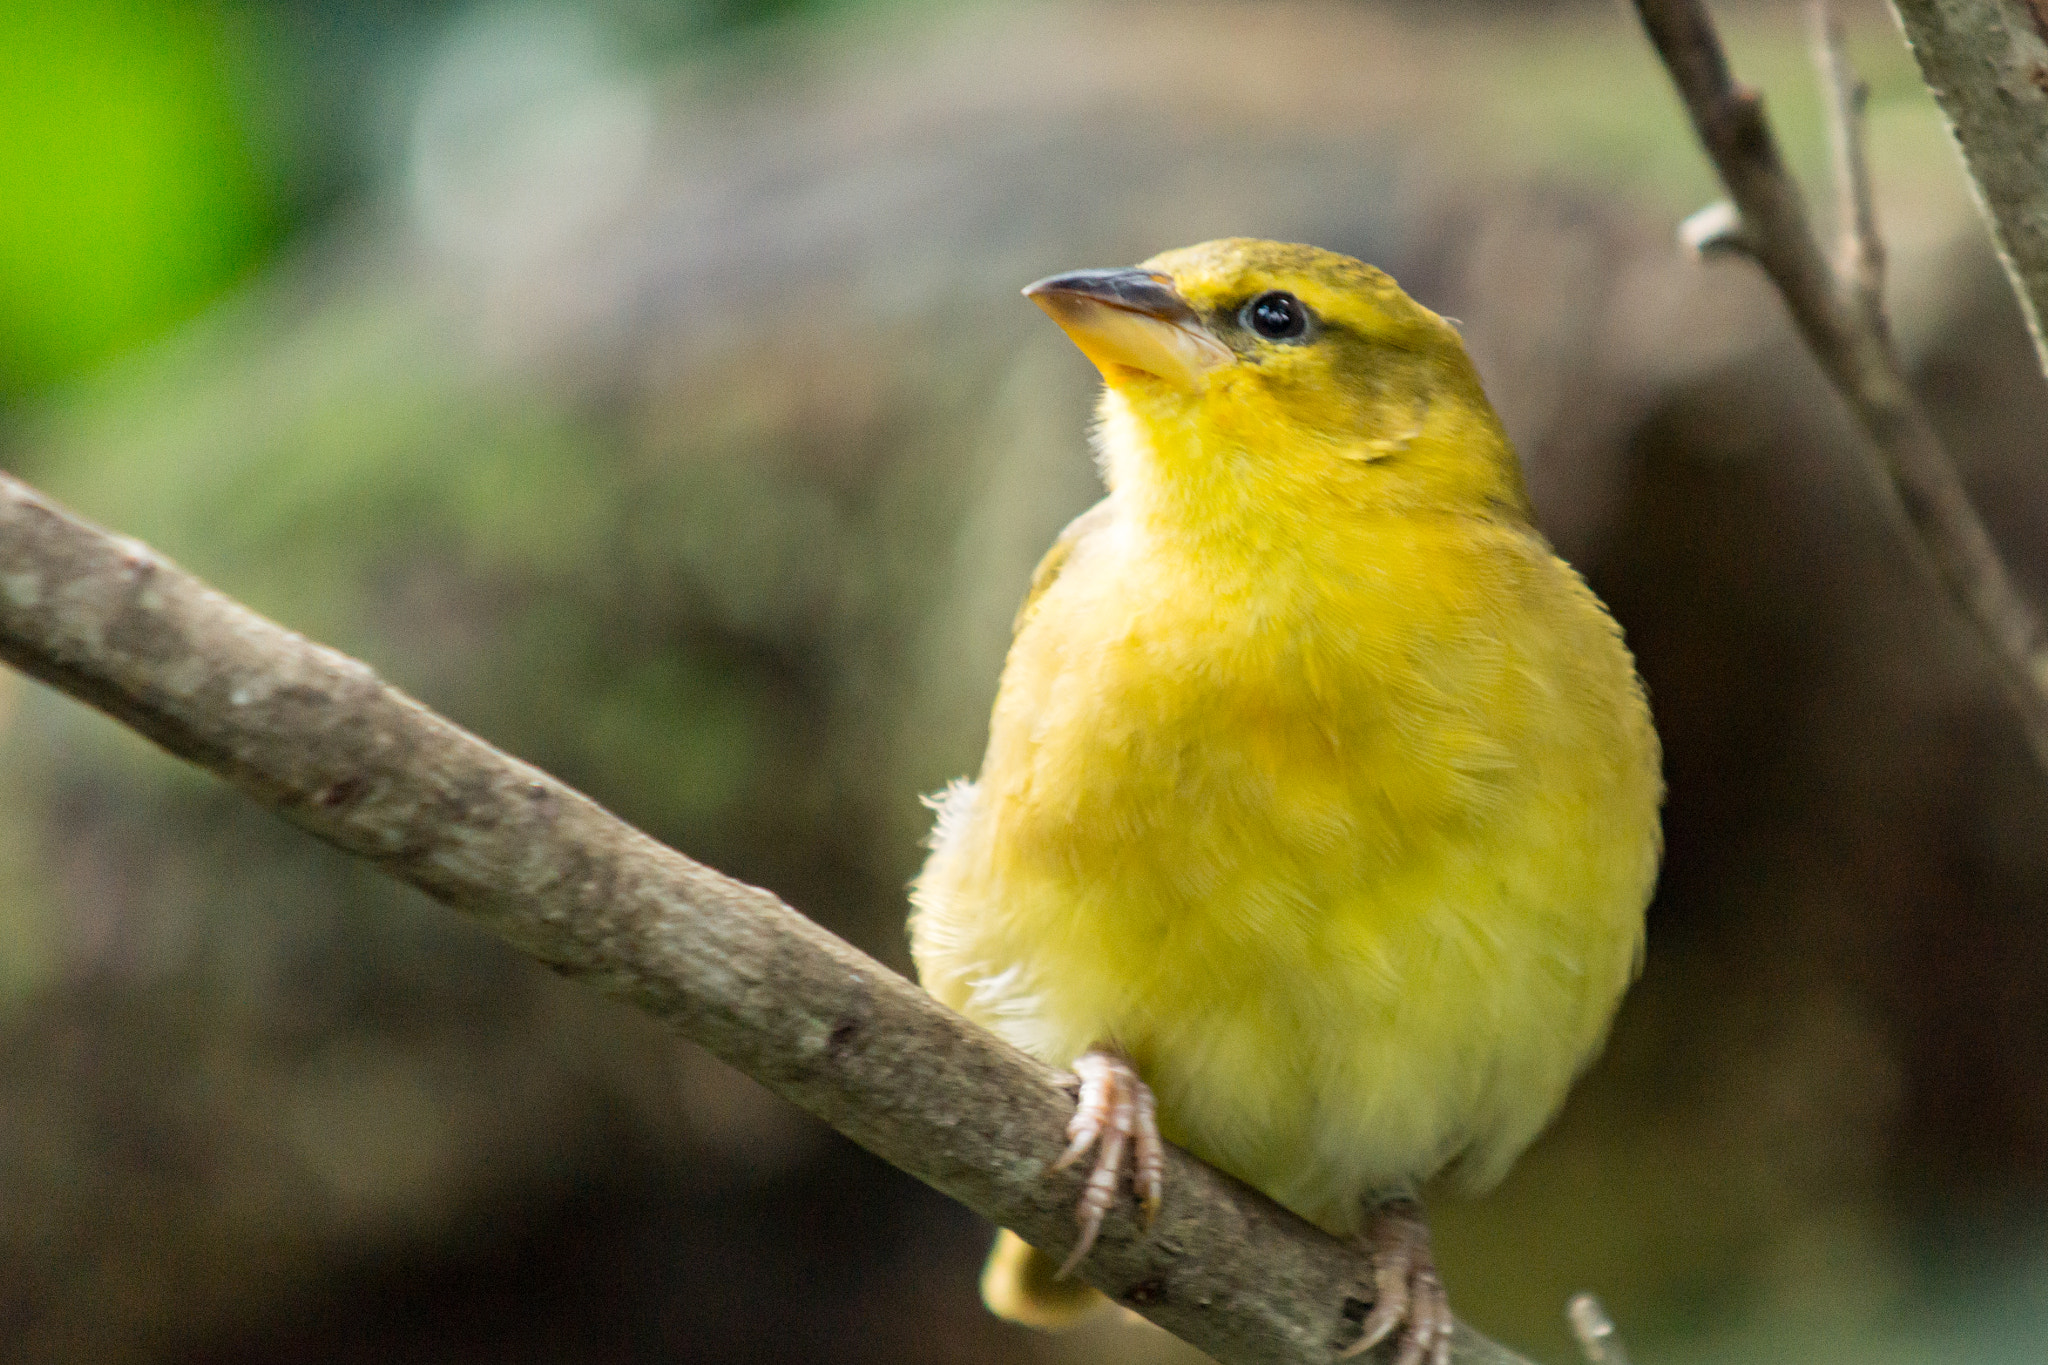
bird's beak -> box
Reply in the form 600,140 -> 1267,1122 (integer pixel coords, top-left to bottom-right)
1024,268 -> 1232,389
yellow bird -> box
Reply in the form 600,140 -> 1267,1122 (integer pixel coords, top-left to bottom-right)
911,239 -> 1661,1365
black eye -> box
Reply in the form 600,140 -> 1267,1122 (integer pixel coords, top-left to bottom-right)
1242,290 -> 1310,341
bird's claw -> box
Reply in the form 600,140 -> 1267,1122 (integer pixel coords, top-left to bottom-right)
1340,1198 -> 1453,1365
1050,1050 -> 1164,1277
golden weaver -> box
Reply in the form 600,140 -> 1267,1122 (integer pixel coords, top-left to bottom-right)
912,239 -> 1662,1364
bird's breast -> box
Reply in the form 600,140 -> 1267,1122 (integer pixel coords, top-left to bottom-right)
984,532 -> 1530,910
915,515 -> 1659,1218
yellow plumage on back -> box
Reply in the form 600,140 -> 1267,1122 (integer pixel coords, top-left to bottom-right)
911,240 -> 1661,1360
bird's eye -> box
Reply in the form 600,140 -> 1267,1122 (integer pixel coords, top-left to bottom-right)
1242,290 -> 1311,341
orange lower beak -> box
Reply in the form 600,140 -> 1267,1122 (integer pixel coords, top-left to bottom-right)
1024,268 -> 1232,389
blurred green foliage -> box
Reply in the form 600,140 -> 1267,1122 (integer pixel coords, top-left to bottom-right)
0,0 -> 274,392
0,0 -> 876,401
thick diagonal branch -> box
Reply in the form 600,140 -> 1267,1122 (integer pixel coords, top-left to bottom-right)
0,473 -> 1535,1365
1634,0 -> 2048,774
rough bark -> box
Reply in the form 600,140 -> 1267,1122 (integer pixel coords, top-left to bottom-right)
1888,0 -> 2048,375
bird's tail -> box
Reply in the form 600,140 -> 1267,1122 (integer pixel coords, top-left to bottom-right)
980,1229 -> 1114,1328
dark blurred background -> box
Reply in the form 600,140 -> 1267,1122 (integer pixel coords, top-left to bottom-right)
4,0 -> 2048,1361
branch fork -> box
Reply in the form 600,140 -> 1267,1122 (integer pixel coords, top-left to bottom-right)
1636,0 -> 2048,774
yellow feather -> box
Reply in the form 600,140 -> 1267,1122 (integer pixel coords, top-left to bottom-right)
911,239 -> 1661,1321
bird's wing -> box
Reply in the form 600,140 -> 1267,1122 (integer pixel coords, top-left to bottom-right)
1012,498 -> 1114,639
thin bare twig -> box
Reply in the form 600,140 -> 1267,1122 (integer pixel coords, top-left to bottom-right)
1633,0 -> 2048,775
1816,3 -> 1885,317
0,470 -> 1537,1365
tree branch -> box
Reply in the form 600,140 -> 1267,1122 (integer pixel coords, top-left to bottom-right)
1817,5 -> 1885,321
1887,0 -> 2048,376
0,471 -> 1541,1364
1632,0 -> 2048,775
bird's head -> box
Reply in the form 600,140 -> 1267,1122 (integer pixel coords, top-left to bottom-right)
1026,238 -> 1532,539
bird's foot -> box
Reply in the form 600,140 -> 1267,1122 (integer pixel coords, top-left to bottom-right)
1340,1197 -> 1453,1365
1050,1049 -> 1164,1278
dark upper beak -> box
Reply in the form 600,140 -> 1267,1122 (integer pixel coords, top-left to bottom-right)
1024,268 -> 1203,325
1023,268 -> 1231,388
